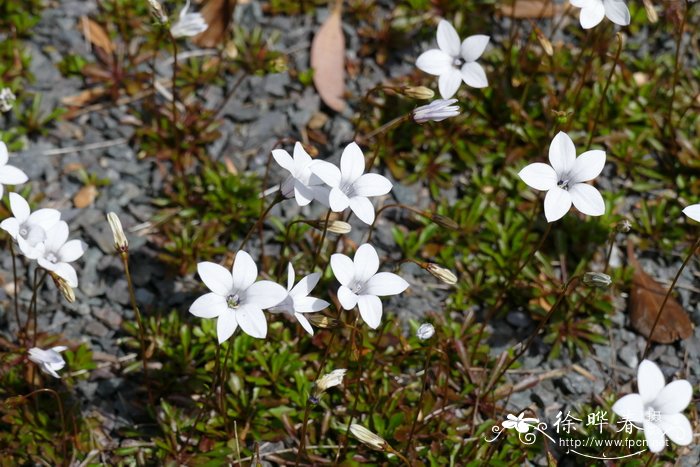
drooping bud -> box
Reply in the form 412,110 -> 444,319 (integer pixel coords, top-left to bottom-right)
50,272 -> 75,303
429,213 -> 459,230
307,315 -> 342,329
416,323 -> 435,340
535,27 -> 553,56
309,369 -> 346,403
305,219 -> 352,235
423,263 -> 458,285
107,212 -> 129,252
400,86 -> 435,100
147,0 -> 169,25
349,424 -> 388,451
642,0 -> 658,23
582,272 -> 612,289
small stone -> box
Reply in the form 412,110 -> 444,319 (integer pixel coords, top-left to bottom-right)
85,320 -> 110,338
94,307 -> 123,330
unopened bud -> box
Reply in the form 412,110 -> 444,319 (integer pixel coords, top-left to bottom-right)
349,424 -> 387,451
310,369 -> 346,403
307,315 -> 341,329
535,27 -> 553,56
416,323 -> 435,340
0,88 -> 16,113
400,86 -> 434,100
429,213 -> 459,230
147,0 -> 169,25
107,212 -> 129,252
50,273 -> 76,303
424,263 -> 458,285
642,0 -> 658,23
582,272 -> 612,289
413,99 -> 460,123
305,219 -> 351,235
616,219 -> 632,233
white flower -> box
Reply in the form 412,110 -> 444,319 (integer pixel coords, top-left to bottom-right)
0,142 -> 28,198
31,221 -> 86,288
413,98 -> 460,123
518,131 -> 606,223
502,412 -> 539,434
0,193 -> 61,255
331,244 -> 409,329
683,204 -> 700,223
0,88 -> 16,113
272,142 -> 325,207
268,263 -> 330,335
310,142 -> 392,225
571,0 -> 630,29
189,251 -> 287,342
28,346 -> 68,378
612,360 -> 693,453
311,368 -> 347,402
416,323 -> 435,340
416,19 -> 489,99
170,0 -> 208,38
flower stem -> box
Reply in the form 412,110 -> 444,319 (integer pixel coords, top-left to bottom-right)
356,114 -> 410,146
237,194 -> 283,253
403,345 -> 433,459
295,400 -> 312,466
586,33 -> 623,150
122,252 -> 154,406
24,388 -> 69,463
642,235 -> 700,359
29,269 -> 47,348
312,209 -> 332,270
9,241 -> 21,344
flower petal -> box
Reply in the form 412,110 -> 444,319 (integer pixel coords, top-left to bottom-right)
357,294 -> 383,329
518,163 -> 558,191
461,35 -> 489,62
290,272 -> 321,298
436,19 -> 461,56
8,192 -> 29,221
580,2 -> 605,29
293,296 -> 330,313
638,360 -> 666,404
604,0 -> 630,26
51,262 -> 78,288
286,263 -> 295,291
543,187 -> 572,222
612,393 -> 645,424
0,165 -> 28,185
292,142 -> 312,167
331,253 -> 355,286
58,239 -> 86,263
272,149 -> 294,173
0,142 -> 7,165
340,142 -> 365,184
364,272 -> 409,296
349,196 -> 375,225
642,420 -> 667,453
653,380 -> 692,414
197,262 -> 233,296
329,187 -> 351,212
548,132 -> 577,177
569,183 -> 605,216
416,49 -> 453,76
337,285 -> 358,310
190,292 -> 228,318
460,62 -> 488,89
232,250 -> 257,292
216,311 -> 238,344
245,280 -> 287,309
28,208 -> 61,231
310,160 -> 341,188
0,217 -> 19,239
683,204 -> 700,223
438,67 -> 463,99
353,243 -> 380,283
44,221 -> 69,253
353,173 -> 392,197
293,180 -> 314,207
236,305 -> 267,339
295,312 -> 315,336
569,150 -> 606,184
657,413 -> 692,446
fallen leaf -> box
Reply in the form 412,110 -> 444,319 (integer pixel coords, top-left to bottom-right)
310,1 -> 345,112
497,0 -> 561,18
74,185 -> 98,208
193,0 -> 237,48
627,241 -> 693,344
80,16 -> 115,54
61,87 -> 107,107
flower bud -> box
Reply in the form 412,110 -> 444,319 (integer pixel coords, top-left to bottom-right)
424,263 -> 458,285
147,0 -> 169,25
0,88 -> 16,113
349,424 -> 387,451
107,212 -> 129,252
50,272 -> 75,303
582,272 -> 612,289
400,86 -> 434,100
429,213 -> 459,230
616,219 -> 632,233
305,219 -> 352,235
310,368 -> 346,403
307,315 -> 341,329
535,28 -> 553,56
642,0 -> 658,23
413,99 -> 460,123
416,323 -> 435,340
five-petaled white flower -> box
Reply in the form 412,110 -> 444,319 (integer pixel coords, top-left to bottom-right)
0,142 -> 28,199
272,142 -> 325,207
170,0 -> 208,38
413,98 -> 460,124
683,204 -> 700,223
331,243 -> 409,329
268,263 -> 330,335
27,221 -> 86,288
28,346 -> 68,378
518,131 -> 606,222
612,360 -> 692,453
416,19 -> 489,99
502,412 -> 539,433
311,142 -> 392,225
189,251 -> 287,342
571,0 -> 630,29
1,193 -> 61,256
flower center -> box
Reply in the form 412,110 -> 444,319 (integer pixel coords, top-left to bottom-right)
19,226 -> 28,237
557,178 -> 571,189
351,282 -> 363,294
45,252 -> 58,264
453,57 -> 464,67
645,406 -> 661,423
340,181 -> 356,198
226,294 -> 241,309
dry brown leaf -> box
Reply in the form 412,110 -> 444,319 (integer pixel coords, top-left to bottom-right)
498,0 -> 561,18
80,16 -> 115,54
627,241 -> 693,344
74,185 -> 98,208
193,0 -> 237,48
310,2 -> 346,112
61,87 -> 107,107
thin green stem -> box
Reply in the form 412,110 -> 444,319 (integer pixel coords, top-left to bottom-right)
29,269 -> 47,348
9,241 -> 21,343
643,236 -> 700,358
23,388 -> 69,464
404,346 -> 433,458
237,195 -> 282,253
312,210 -> 332,270
586,33 -> 623,150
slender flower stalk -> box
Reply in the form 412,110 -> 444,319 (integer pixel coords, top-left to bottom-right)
586,33 -> 623,149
